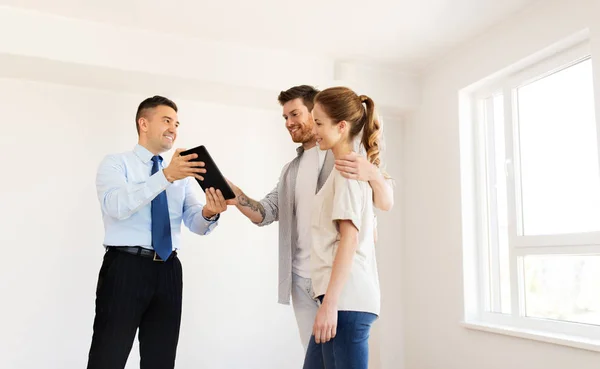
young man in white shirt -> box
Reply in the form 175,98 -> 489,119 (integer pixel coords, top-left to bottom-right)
226,85 -> 393,351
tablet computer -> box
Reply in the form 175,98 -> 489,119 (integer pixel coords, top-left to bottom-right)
180,145 -> 236,200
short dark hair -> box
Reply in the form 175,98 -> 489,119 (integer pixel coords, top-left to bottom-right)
135,95 -> 178,134
277,85 -> 320,112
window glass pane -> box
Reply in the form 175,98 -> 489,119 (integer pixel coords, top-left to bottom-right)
517,58 -> 600,235
524,254 -> 600,325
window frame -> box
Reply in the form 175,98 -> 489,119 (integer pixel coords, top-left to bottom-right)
460,35 -> 600,351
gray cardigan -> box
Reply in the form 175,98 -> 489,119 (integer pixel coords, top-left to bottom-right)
257,146 -> 335,304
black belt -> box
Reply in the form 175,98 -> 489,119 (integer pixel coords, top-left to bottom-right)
107,246 -> 177,262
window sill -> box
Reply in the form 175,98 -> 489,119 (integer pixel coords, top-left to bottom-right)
461,320 -> 600,353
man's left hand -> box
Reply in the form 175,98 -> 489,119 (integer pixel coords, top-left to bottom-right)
202,188 -> 235,219
335,152 -> 378,182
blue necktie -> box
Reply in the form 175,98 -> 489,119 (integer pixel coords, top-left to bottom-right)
151,156 -> 173,261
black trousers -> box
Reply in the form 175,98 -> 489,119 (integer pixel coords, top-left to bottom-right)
87,248 -> 183,369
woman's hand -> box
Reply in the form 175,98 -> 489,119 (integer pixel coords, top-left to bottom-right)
313,300 -> 338,344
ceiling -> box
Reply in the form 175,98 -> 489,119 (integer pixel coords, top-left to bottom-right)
0,0 -> 539,71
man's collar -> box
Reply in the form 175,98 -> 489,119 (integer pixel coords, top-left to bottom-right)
297,143 -> 321,156
133,144 -> 155,164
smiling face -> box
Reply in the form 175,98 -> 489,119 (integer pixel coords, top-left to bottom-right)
312,102 -> 348,151
282,98 -> 316,145
137,105 -> 179,154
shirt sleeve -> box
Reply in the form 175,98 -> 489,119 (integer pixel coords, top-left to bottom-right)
331,171 -> 364,232
257,184 -> 279,226
258,163 -> 289,227
96,154 -> 171,220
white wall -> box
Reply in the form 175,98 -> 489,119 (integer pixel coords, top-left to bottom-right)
0,6 -> 414,369
371,112 -> 405,369
0,6 -> 419,116
0,78 -> 303,369
402,0 -> 600,368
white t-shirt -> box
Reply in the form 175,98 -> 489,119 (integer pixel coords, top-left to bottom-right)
310,169 -> 380,315
293,146 -> 327,277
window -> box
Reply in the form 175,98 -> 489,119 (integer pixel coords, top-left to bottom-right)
461,40 -> 600,350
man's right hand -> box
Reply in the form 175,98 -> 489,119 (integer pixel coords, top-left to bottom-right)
163,148 -> 207,182
225,179 -> 241,206
226,179 -> 242,197
224,178 -> 265,223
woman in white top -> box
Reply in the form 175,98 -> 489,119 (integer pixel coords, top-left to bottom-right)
303,87 -> 387,369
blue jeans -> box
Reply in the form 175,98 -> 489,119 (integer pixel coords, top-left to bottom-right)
302,310 -> 378,369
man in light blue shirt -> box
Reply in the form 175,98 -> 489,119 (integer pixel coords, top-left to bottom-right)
87,95 -> 231,369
